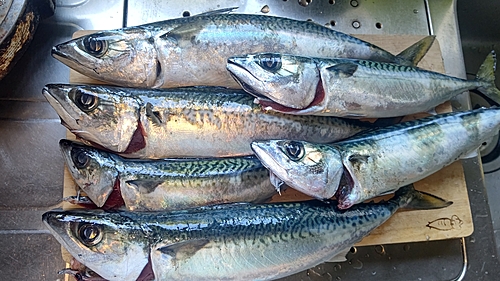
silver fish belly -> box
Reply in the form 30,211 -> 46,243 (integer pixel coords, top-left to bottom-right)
43,186 -> 448,281
60,139 -> 277,211
43,84 -> 370,158
51,10 -> 432,88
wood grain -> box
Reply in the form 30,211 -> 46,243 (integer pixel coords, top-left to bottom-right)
62,32 -> 473,252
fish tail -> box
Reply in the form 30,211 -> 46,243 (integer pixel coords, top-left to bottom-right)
476,50 -> 500,106
395,35 -> 436,66
393,184 -> 452,210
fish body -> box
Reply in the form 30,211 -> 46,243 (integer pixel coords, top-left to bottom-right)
52,9 -> 434,88
227,51 -> 500,118
43,186 -> 450,281
59,139 -> 277,210
43,84 -> 370,158
251,107 -> 500,208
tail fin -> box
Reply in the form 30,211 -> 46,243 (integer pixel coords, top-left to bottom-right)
394,184 -> 452,210
476,51 -> 500,106
396,35 -> 436,66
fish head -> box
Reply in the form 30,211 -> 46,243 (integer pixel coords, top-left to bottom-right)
42,210 -> 149,281
251,140 -> 343,199
43,84 -> 143,154
59,139 -> 119,208
227,53 -> 320,109
52,29 -> 160,88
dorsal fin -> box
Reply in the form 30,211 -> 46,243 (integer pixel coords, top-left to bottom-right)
396,35 -> 435,66
194,7 -> 238,17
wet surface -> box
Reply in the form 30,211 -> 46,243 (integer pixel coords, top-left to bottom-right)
0,0 -> 498,280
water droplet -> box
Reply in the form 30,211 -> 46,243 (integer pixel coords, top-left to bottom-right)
365,253 -> 370,258
392,266 -> 397,270
298,0 -> 312,7
388,256 -> 392,260
413,9 -> 419,13
485,271 -> 489,275
403,244 -> 410,251
371,271 -> 377,276
470,237 -> 476,243
426,235 -> 430,241
336,277 -> 341,281
260,5 -> 270,13
333,264 -> 342,271
350,259 -> 363,270
350,246 -> 357,254
418,278 -> 422,281
375,245 -> 386,255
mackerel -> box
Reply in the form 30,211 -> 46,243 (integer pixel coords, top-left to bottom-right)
60,139 -> 278,210
227,51 -> 500,118
43,84 -> 371,158
51,8 -> 434,88
43,185 -> 451,281
251,107 -> 500,209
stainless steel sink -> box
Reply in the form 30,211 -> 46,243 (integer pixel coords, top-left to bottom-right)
0,0 -> 498,280
458,0 -> 500,260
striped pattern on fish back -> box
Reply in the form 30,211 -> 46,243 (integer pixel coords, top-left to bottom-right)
117,156 -> 265,178
142,13 -> 366,46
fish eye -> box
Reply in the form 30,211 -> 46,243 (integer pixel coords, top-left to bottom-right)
73,90 -> 99,112
83,36 -> 108,57
257,54 -> 282,72
71,149 -> 90,169
281,141 -> 305,161
78,223 -> 102,247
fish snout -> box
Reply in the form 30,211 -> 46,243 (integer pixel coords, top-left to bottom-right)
42,211 -> 69,232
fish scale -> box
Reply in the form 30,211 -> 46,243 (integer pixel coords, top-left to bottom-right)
250,107 -> 500,209
228,51 -> 499,118
44,84 -> 371,158
337,108 -> 495,203
60,140 -> 277,211
44,186 -> 447,280
51,9 -> 434,89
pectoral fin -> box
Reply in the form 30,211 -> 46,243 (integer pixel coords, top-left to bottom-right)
126,180 -> 164,194
145,102 -> 163,126
348,154 -> 370,163
160,20 -> 207,44
157,239 -> 210,261
325,63 -> 358,77
460,147 -> 479,159
326,247 -> 351,263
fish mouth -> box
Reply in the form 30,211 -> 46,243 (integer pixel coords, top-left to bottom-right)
51,44 -> 86,69
251,141 -> 289,187
226,59 -> 266,98
42,86 -> 81,131
51,45 -> 71,61
226,63 -> 302,113
334,166 -> 359,209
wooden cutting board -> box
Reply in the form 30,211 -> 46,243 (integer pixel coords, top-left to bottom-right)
62,32 -> 473,251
